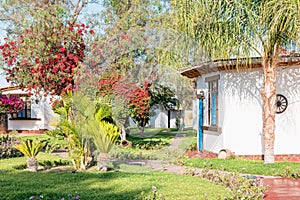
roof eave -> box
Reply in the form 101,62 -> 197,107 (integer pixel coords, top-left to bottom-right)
179,56 -> 300,78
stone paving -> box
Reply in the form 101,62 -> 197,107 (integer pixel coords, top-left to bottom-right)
262,178 -> 300,199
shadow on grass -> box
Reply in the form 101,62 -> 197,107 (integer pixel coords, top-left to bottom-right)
0,171 -> 150,200
0,167 -> 230,200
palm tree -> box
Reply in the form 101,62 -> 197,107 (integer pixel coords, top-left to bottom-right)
53,91 -> 87,170
72,93 -> 120,171
170,0 -> 300,163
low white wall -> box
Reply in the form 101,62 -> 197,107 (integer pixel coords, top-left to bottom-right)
7,96 -> 55,131
8,120 -> 41,130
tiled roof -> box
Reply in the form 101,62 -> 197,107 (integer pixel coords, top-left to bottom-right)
0,85 -> 21,92
179,56 -> 300,78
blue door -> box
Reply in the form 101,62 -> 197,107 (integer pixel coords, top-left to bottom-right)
198,98 -> 203,151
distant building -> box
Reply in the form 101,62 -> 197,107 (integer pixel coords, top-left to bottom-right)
0,86 -> 54,134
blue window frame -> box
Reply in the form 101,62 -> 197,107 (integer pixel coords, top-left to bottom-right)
205,75 -> 219,127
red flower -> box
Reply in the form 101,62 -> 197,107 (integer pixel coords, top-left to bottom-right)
89,30 -> 95,34
59,48 -> 66,52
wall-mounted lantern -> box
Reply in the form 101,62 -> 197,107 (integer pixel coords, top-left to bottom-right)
197,90 -> 205,100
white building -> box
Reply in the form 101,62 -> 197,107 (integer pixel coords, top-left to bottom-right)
0,86 -> 54,134
180,56 -> 300,161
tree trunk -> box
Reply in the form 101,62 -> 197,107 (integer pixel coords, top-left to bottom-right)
261,53 -> 278,164
139,126 -> 144,137
124,116 -> 131,137
27,157 -> 38,172
118,117 -> 127,141
97,152 -> 109,171
0,114 -> 8,133
120,125 -> 127,141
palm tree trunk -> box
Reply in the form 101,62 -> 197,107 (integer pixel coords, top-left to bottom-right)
97,152 -> 109,171
261,51 -> 278,164
27,157 -> 38,172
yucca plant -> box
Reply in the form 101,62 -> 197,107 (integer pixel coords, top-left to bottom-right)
14,139 -> 47,171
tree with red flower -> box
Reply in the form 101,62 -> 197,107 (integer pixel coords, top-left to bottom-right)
0,7 -> 94,96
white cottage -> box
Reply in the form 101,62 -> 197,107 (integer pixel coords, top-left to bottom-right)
149,107 -> 194,129
180,56 -> 300,161
0,86 -> 55,134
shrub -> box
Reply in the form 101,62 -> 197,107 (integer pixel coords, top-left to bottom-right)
109,148 -> 159,160
275,166 -> 300,178
44,137 -> 68,154
44,129 -> 66,138
186,141 -> 197,151
0,135 -> 23,159
133,139 -> 169,150
198,168 -> 268,200
39,160 -> 72,169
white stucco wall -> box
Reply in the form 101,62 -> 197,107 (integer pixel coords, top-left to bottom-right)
196,65 -> 300,155
2,90 -> 55,131
149,108 -> 177,128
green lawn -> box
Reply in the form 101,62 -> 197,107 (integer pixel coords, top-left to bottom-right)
129,128 -> 166,138
110,129 -> 196,161
184,158 -> 300,177
0,154 -> 230,200
0,153 -> 71,171
0,170 -> 230,200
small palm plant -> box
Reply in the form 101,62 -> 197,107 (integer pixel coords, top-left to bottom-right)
88,111 -> 120,171
14,139 -> 47,172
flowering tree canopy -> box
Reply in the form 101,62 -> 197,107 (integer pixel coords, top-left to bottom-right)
0,8 -> 93,96
98,72 -> 151,131
0,95 -> 24,114
98,71 -> 177,133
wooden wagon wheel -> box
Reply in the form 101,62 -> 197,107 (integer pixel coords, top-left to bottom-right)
276,94 -> 288,114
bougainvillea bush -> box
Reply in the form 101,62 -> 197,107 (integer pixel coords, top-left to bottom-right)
0,94 -> 24,114
98,73 -> 151,133
0,7 -> 94,96
0,135 -> 23,159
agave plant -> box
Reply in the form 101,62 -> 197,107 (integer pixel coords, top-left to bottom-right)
14,139 -> 47,172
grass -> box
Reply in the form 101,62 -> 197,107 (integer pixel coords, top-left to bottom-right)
184,157 -> 300,177
126,129 -> 176,146
0,170 -> 230,200
0,152 -> 71,171
0,154 -> 230,200
129,128 -> 166,138
111,128 -> 196,161
0,129 -> 231,199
